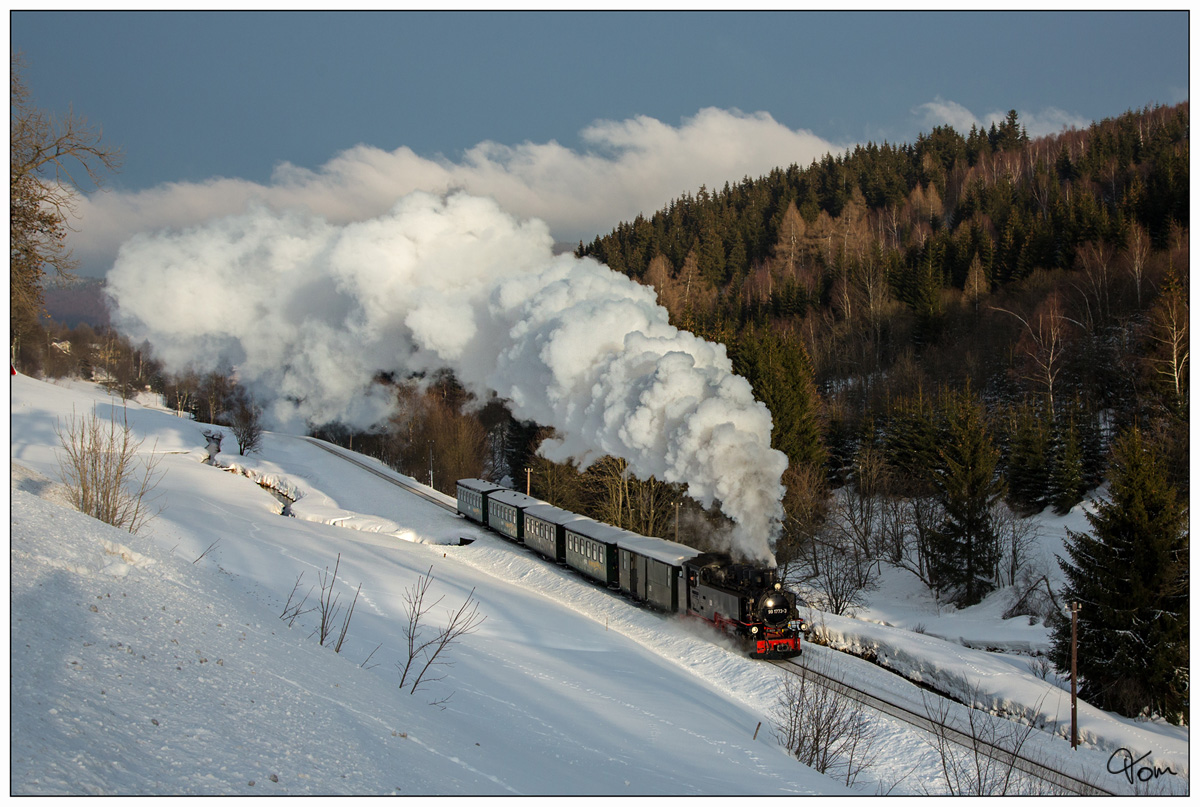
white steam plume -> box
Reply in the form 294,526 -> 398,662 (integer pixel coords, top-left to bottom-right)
106,192 -> 788,563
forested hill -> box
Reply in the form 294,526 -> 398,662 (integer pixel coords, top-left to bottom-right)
577,103 -> 1189,509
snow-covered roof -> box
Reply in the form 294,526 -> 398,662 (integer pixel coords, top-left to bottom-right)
457,478 -> 504,495
487,489 -> 546,509
561,520 -> 698,567
523,503 -> 591,528
616,532 -> 701,567
564,519 -> 630,544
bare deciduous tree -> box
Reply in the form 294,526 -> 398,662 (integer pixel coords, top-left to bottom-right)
921,691 -> 1053,795
386,378 -> 487,494
1076,240 -> 1116,327
280,572 -> 314,627
582,455 -> 675,538
397,566 -> 486,698
883,494 -> 942,593
992,503 -> 1041,588
229,394 -> 264,455
313,554 -> 361,654
771,655 -> 880,787
1122,222 -> 1151,309
800,532 -> 879,617
11,52 -> 121,354
992,293 -> 1078,419
774,463 -> 828,588
1144,267 -> 1188,412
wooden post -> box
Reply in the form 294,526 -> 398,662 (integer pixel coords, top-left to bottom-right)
753,721 -> 761,741
1070,601 -> 1079,750
525,467 -> 532,496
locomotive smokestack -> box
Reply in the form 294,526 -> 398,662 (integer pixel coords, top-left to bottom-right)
107,192 -> 788,562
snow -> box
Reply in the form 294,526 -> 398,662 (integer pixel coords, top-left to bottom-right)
9,374 -> 1189,795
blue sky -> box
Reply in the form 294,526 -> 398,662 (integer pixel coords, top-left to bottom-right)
10,10 -> 1190,275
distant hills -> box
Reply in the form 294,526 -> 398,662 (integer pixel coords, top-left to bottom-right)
44,276 -> 109,329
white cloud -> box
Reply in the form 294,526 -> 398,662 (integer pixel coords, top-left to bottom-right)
72,108 -> 842,276
913,96 -> 982,133
913,96 -> 1090,139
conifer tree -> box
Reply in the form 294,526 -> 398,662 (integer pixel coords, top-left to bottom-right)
930,388 -> 1004,605
1003,402 -> 1051,514
1050,424 -> 1188,721
882,391 -> 939,496
732,327 -> 825,472
1048,414 -> 1086,515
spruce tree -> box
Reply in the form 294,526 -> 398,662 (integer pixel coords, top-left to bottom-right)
1050,425 -> 1188,721
732,326 -> 826,472
1049,414 -> 1086,515
1003,401 -> 1051,514
883,390 -> 939,497
930,388 -> 1004,606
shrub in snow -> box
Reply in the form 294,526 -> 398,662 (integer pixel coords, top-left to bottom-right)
397,566 -> 486,701
55,407 -> 164,534
770,654 -> 879,787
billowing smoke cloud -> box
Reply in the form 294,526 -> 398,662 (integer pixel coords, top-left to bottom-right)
107,192 -> 788,563
72,108 -> 840,277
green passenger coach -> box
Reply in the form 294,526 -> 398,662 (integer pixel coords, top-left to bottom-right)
523,504 -> 590,564
455,478 -> 504,526
486,489 -> 546,542
563,519 -> 628,587
616,534 -> 700,612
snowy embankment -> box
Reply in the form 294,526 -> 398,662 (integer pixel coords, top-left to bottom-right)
810,607 -> 1187,775
9,374 -> 1188,795
10,374 -> 845,795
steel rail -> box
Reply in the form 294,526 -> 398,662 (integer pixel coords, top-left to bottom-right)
294,435 -> 1116,795
296,436 -> 459,514
769,656 -> 1115,796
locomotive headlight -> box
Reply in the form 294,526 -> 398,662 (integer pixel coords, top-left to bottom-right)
765,599 -> 775,609
750,626 -> 759,634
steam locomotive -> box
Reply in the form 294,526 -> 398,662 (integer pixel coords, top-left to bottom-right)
456,478 -> 806,659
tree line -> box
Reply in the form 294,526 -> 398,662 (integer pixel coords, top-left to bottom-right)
574,103 -> 1188,721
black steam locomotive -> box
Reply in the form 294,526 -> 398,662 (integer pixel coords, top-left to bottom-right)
456,478 -> 805,659
684,553 -> 806,659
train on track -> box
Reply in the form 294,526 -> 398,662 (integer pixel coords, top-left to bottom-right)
456,478 -> 807,659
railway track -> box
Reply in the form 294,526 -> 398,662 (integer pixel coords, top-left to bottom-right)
296,436 -> 459,514
297,436 -> 1118,795
769,654 -> 1115,796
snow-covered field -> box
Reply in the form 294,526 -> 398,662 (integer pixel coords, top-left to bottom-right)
9,374 -> 1188,795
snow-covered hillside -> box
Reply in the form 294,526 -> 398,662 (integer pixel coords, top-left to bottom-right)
9,374 -> 1188,795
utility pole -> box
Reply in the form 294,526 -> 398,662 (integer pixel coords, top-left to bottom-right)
427,440 -> 434,489
674,501 -> 681,542
1070,601 -> 1080,750
525,467 -> 532,496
